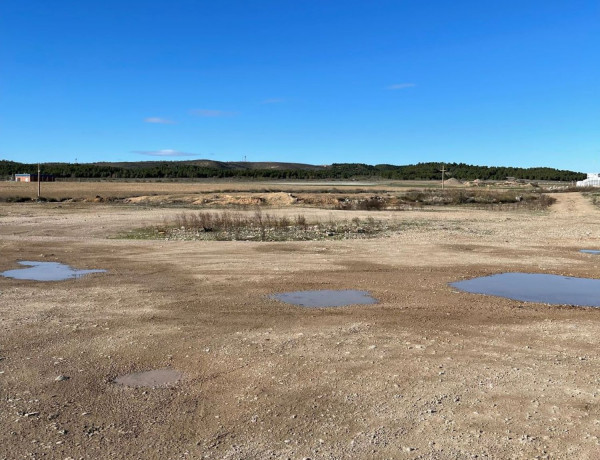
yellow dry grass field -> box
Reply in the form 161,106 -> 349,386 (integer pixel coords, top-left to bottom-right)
1,181 -> 600,459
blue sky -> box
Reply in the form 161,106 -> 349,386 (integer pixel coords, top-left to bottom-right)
0,1 -> 598,171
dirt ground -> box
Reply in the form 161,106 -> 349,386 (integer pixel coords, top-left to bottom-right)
0,180 -> 413,201
1,183 -> 600,459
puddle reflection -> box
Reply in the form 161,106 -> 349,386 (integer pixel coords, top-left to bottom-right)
451,273 -> 600,307
1,261 -> 106,281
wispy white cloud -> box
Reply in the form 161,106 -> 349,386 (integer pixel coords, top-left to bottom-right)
261,98 -> 286,104
387,83 -> 416,90
133,149 -> 196,157
191,109 -> 238,117
144,117 -> 175,124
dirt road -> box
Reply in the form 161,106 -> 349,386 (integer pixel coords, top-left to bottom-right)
551,191 -> 598,215
2,190 -> 600,459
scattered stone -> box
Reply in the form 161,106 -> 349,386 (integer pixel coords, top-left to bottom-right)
114,369 -> 182,388
55,375 -> 70,381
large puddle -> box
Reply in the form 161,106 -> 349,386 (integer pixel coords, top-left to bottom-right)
580,250 -> 600,255
1,261 -> 106,281
114,369 -> 183,388
270,289 -> 377,307
451,273 -> 600,307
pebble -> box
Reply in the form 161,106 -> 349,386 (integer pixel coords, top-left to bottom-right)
55,375 -> 70,381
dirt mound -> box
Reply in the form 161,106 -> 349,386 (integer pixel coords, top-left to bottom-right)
263,192 -> 298,206
123,195 -> 158,204
219,195 -> 265,206
444,177 -> 462,186
124,192 -> 298,207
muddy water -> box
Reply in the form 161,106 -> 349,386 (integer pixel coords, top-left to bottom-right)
451,273 -> 600,307
270,290 -> 377,307
1,261 -> 106,281
114,369 -> 183,388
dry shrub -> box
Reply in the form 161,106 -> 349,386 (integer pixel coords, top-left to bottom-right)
173,210 -> 305,238
394,189 -> 554,209
336,196 -> 387,210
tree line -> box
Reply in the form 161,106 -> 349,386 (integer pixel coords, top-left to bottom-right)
0,160 -> 585,182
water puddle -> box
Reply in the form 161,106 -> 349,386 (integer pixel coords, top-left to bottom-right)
580,250 -> 600,254
1,261 -> 106,281
114,369 -> 183,388
451,273 -> 600,307
270,289 -> 377,307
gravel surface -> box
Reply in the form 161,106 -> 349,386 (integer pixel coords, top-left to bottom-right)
1,190 -> 600,459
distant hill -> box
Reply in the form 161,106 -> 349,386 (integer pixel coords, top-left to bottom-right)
0,159 -> 586,182
94,159 -> 326,171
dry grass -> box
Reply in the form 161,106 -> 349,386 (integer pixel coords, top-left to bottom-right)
334,190 -> 556,211
120,210 -> 402,241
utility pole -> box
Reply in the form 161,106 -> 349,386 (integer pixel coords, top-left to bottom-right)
37,163 -> 41,199
440,163 -> 446,190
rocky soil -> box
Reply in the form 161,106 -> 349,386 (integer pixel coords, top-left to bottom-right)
1,187 -> 600,459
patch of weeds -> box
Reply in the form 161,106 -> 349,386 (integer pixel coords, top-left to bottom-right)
394,189 -> 555,209
114,227 -> 166,240
0,196 -> 71,203
585,192 -> 600,208
1,196 -> 34,203
118,210 -> 406,242
336,196 -> 387,210
330,190 -> 555,211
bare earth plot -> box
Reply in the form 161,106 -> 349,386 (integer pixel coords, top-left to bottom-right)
2,186 -> 600,459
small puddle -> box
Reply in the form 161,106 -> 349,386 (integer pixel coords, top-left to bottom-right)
270,289 -> 377,307
1,261 -> 106,281
451,273 -> 600,307
581,250 -> 600,254
114,369 -> 183,388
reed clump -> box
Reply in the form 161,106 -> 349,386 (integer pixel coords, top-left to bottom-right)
162,210 -> 395,241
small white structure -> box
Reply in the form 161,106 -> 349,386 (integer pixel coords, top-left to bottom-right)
577,173 -> 600,187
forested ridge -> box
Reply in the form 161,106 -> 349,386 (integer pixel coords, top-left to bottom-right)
0,160 -> 585,182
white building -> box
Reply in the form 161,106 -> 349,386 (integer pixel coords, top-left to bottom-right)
577,173 -> 600,187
